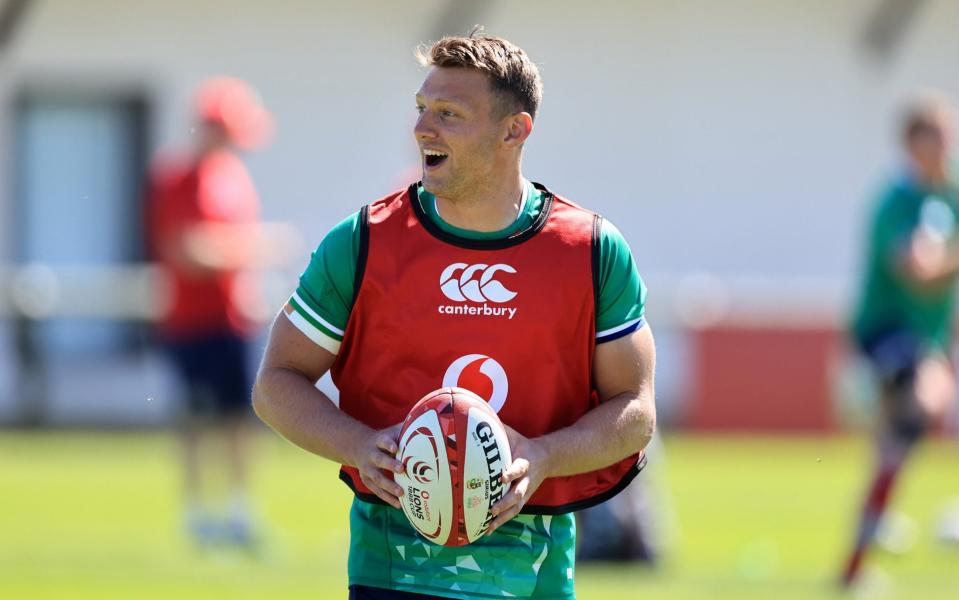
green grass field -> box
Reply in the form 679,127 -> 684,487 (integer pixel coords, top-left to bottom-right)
1,432 -> 957,599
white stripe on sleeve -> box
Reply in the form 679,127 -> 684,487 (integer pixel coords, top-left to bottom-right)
291,291 -> 345,336
285,310 -> 342,354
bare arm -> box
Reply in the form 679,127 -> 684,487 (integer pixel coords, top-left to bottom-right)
488,325 -> 656,530
253,312 -> 404,507
183,222 -> 303,270
540,324 -> 655,475
156,222 -> 301,279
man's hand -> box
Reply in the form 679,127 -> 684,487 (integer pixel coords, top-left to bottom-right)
487,426 -> 551,534
903,229 -> 959,285
352,423 -> 405,509
907,229 -> 948,282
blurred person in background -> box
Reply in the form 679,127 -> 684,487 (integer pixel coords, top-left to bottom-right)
147,76 -> 281,550
254,30 -> 656,600
576,434 -> 671,565
842,89 -> 959,587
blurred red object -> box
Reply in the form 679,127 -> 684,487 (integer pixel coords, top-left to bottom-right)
195,76 -> 273,149
688,326 -> 842,432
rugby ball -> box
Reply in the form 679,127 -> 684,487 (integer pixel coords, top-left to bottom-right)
394,387 -> 512,546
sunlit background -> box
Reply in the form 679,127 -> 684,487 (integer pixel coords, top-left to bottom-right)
1,1 -> 958,599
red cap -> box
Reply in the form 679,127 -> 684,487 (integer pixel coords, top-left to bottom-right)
195,77 -> 274,149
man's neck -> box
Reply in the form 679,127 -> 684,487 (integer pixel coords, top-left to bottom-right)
914,161 -> 950,189
434,171 -> 526,233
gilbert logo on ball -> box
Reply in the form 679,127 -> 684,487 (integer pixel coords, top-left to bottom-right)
394,387 -> 512,546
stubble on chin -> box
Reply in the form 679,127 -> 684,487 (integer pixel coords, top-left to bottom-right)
420,176 -> 439,195
422,174 -> 457,199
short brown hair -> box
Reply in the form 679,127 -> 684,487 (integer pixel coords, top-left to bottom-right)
902,88 -> 956,142
416,28 -> 543,120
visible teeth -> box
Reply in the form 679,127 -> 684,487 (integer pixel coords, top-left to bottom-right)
423,149 -> 448,157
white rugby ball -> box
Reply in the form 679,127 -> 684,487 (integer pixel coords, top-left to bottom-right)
394,387 -> 512,546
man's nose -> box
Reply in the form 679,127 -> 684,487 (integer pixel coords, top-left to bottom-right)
414,113 -> 437,140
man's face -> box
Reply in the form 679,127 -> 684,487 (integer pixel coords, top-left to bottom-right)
414,67 -> 507,199
908,112 -> 955,172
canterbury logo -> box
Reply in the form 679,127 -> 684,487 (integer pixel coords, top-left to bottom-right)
439,263 -> 517,304
443,354 -> 508,413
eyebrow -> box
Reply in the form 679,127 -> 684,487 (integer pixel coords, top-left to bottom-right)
414,93 -> 468,106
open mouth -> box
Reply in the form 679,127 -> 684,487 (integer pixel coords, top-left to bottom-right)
424,149 -> 448,168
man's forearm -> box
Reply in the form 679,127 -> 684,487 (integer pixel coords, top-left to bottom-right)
536,392 -> 655,478
252,366 -> 372,467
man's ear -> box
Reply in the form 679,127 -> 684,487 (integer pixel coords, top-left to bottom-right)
503,112 -> 534,147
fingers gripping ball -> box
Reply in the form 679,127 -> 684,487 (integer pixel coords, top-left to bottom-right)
394,387 -> 512,546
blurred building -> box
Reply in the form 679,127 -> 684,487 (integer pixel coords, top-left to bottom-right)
2,0 -> 959,427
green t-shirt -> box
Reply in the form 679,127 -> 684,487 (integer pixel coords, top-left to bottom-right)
287,181 -> 647,599
851,174 -> 959,351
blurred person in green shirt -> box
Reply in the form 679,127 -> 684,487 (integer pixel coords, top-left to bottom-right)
843,89 -> 959,587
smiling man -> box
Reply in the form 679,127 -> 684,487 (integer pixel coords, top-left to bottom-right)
253,31 -> 656,600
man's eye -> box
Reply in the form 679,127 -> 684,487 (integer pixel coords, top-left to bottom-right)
415,106 -> 425,114
441,110 -> 456,118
